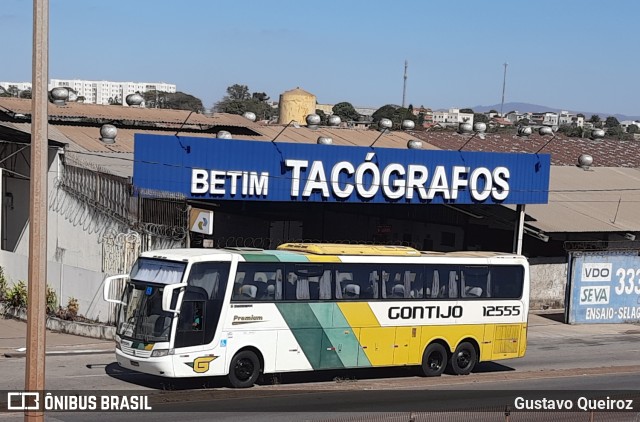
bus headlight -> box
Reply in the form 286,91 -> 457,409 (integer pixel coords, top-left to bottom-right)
151,349 -> 173,357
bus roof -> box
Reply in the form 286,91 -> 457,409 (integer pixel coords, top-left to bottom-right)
138,245 -> 525,264
277,243 -> 421,256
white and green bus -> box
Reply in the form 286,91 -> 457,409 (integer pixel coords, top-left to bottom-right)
104,243 -> 529,388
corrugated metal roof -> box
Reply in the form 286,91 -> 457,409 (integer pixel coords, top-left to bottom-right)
0,121 -> 70,146
512,166 -> 640,233
413,130 -> 640,167
65,151 -> 134,178
0,97 -> 260,128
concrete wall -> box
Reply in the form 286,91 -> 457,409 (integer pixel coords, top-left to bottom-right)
0,250 -> 111,322
529,257 -> 568,310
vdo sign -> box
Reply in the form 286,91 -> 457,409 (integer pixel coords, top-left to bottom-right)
133,134 -> 550,205
568,252 -> 640,324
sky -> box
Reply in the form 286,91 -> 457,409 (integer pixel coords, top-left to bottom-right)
1,0 -> 639,117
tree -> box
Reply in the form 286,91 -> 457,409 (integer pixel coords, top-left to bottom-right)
226,84 -> 251,101
315,109 -> 328,125
143,90 -> 204,113
605,125 -> 625,140
371,104 -> 416,129
627,124 -> 640,134
490,109 -> 499,114
588,114 -> 603,128
474,113 -> 489,124
213,84 -> 275,119
557,124 -> 583,138
332,102 -> 360,122
372,104 -> 397,122
460,108 -> 474,114
605,116 -> 620,128
517,118 -> 530,126
19,90 -> 32,99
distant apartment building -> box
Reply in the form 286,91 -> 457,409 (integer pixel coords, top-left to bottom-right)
432,108 -> 474,126
0,82 -> 32,95
505,110 -> 584,128
620,120 -> 640,132
1,80 -> 176,106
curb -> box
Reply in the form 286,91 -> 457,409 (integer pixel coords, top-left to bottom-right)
3,349 -> 113,358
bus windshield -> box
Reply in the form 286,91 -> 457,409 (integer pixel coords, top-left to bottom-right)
116,259 -> 187,343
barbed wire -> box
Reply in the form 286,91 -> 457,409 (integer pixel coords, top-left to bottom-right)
208,237 -> 419,250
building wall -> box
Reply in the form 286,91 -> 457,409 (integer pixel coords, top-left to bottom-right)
0,250 -> 110,322
48,79 -> 176,106
529,258 -> 567,310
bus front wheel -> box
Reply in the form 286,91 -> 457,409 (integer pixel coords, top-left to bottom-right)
420,343 -> 448,377
448,342 -> 477,375
228,350 -> 261,388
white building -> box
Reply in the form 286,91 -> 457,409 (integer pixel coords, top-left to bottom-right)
432,108 -> 474,126
558,110 -> 584,127
2,80 -> 176,106
620,120 -> 640,132
0,82 -> 32,95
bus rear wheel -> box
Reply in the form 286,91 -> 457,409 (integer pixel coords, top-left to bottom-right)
420,343 -> 448,377
228,350 -> 261,388
448,342 -> 477,375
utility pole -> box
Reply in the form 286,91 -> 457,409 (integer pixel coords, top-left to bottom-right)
25,0 -> 48,421
500,62 -> 508,117
402,60 -> 408,108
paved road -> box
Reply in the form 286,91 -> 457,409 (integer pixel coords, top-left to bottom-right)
1,313 -> 640,420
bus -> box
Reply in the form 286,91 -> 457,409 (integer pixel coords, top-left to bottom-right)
103,243 -> 529,388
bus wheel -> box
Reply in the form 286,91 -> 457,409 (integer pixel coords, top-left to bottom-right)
420,343 -> 448,377
228,350 -> 261,388
448,342 -> 477,375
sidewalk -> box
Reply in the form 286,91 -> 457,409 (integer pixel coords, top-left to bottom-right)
0,316 -> 114,358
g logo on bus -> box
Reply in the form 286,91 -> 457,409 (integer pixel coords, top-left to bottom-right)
186,356 -> 218,373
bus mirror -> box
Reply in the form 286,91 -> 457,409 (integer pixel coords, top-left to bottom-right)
162,283 -> 187,314
103,275 -> 129,305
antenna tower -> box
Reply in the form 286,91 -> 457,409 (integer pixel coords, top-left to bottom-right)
500,62 -> 508,116
402,60 -> 408,108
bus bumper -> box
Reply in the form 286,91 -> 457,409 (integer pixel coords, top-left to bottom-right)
116,349 -> 175,377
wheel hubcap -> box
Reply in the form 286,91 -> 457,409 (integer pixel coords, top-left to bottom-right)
429,352 -> 443,370
457,351 -> 470,368
235,358 -> 254,381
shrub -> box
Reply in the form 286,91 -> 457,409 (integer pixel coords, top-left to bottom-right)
56,296 -> 80,321
0,267 -> 7,302
6,281 -> 28,308
46,285 -> 57,315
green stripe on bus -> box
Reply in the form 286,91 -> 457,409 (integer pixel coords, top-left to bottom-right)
267,250 -> 310,262
309,303 -> 370,368
275,303 -> 344,370
238,253 -> 281,262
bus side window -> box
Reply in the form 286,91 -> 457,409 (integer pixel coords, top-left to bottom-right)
461,266 -> 489,298
448,270 -> 459,298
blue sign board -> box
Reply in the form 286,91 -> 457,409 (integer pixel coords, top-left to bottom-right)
133,134 -> 550,205
568,252 -> 640,324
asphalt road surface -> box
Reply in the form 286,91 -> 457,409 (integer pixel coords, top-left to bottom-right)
1,313 -> 639,421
